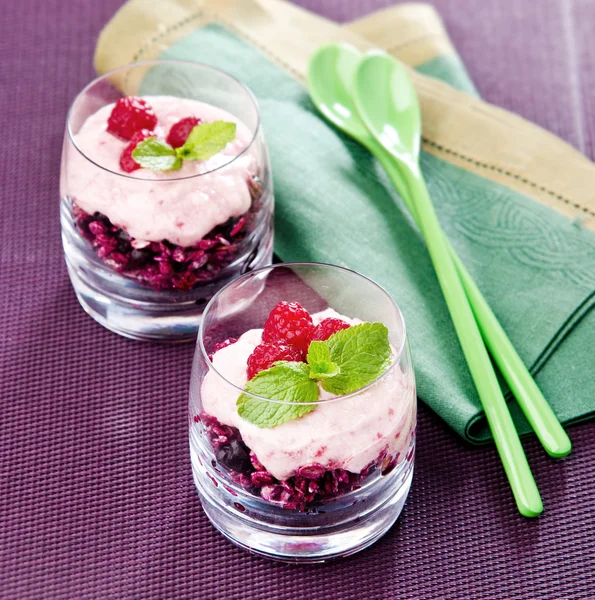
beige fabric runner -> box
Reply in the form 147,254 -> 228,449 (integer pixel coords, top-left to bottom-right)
95,0 -> 595,230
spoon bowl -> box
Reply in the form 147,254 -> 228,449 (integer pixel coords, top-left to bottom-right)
307,44 -> 374,144
353,52 -> 421,163
308,44 -> 412,203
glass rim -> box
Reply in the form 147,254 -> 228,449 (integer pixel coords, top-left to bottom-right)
66,59 -> 262,182
199,262 -> 408,405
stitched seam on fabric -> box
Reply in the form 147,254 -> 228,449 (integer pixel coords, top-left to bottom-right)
214,19 -> 305,81
131,10 -> 209,64
127,10 -> 594,217
423,139 -> 595,216
129,6 -> 305,83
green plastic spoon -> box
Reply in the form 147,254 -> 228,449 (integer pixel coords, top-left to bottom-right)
307,43 -> 570,460
353,51 -> 544,517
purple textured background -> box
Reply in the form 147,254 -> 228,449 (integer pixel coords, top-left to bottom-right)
1,0 -> 594,598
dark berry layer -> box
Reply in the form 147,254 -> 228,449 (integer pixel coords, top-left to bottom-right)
73,177 -> 264,291
196,413 -> 401,513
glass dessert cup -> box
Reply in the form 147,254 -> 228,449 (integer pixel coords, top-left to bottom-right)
189,263 -> 416,562
60,60 -> 273,341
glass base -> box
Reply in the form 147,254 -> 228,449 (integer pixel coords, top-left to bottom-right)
65,237 -> 273,342
192,451 -> 413,563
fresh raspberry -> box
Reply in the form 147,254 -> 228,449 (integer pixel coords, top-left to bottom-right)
262,301 -> 315,354
166,116 -> 202,148
209,338 -> 238,361
107,97 -> 157,141
246,342 -> 304,379
119,129 -> 155,173
312,318 -> 350,342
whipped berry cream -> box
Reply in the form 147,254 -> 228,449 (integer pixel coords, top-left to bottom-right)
68,96 -> 256,246
64,95 -> 265,290
198,303 -> 416,510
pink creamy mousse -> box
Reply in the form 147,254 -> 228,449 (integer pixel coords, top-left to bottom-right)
201,309 -> 416,481
66,96 -> 256,247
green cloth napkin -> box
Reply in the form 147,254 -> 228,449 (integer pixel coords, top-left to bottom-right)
142,23 -> 595,443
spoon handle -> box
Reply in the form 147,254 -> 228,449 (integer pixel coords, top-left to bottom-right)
373,148 -> 571,459
402,167 -> 543,517
455,261 -> 572,457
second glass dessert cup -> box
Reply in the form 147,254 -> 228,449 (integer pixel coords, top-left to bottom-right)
189,263 -> 417,562
60,60 -> 273,341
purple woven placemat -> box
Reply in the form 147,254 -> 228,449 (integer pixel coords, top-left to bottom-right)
1,1 -> 594,598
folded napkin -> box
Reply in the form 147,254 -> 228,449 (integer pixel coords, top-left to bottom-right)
94,0 -> 595,443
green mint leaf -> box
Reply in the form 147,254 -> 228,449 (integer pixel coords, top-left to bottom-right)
309,361 -> 340,380
321,323 -> 391,395
307,341 -> 340,380
177,121 -> 237,161
307,341 -> 331,364
236,361 -> 318,428
131,138 -> 182,171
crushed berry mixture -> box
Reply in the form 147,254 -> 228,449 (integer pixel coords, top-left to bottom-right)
196,412 -> 401,512
73,176 -> 264,291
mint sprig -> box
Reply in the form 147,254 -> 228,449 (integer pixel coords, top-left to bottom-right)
131,120 -> 236,172
306,341 -> 340,380
237,362 -> 318,428
320,322 -> 391,395
177,121 -> 237,161
131,137 -> 182,171
236,322 -> 391,428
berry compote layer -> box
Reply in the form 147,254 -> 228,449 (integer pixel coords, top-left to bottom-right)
198,305 -> 416,512
66,96 -> 264,290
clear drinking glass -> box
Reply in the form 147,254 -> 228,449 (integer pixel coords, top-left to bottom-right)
60,60 -> 273,341
189,263 -> 416,562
